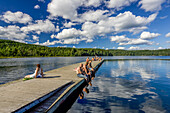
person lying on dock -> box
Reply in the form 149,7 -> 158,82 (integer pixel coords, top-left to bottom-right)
24,64 -> 44,78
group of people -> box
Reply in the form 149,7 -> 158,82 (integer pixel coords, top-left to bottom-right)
92,55 -> 102,61
24,56 -> 102,100
75,57 -> 100,99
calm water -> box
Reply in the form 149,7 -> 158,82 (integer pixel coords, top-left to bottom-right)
0,57 -> 87,84
0,56 -> 169,84
68,59 -> 170,113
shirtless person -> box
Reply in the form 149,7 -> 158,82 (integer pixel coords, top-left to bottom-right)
76,63 -> 87,79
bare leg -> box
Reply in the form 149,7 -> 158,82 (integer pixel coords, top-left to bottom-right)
24,75 -> 31,78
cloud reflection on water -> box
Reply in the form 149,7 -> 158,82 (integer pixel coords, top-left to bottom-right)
69,60 -> 170,113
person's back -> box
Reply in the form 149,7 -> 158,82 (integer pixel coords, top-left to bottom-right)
24,64 -> 43,78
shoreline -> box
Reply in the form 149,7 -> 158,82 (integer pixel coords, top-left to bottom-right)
0,55 -> 170,59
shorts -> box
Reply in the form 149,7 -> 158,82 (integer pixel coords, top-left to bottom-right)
77,74 -> 87,79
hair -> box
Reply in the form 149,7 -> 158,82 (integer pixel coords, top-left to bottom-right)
37,64 -> 40,68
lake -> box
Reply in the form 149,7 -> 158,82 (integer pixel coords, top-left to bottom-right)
0,57 -> 87,84
0,56 -> 170,112
0,56 -> 169,85
68,58 -> 170,113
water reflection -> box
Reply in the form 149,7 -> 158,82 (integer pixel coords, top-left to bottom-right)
68,60 -> 170,113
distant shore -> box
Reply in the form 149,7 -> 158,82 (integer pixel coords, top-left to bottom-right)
1,39 -> 170,58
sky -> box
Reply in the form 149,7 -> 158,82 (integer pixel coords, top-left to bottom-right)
0,0 -> 170,50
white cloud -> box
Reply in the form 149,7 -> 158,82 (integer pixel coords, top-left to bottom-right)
117,47 -> 125,49
81,11 -> 157,38
111,35 -> 153,45
63,22 -> 77,28
0,11 -> 32,24
140,31 -> 160,40
47,0 -> 83,20
32,35 -> 39,41
80,10 -> 109,22
51,28 -> 87,44
158,47 -> 164,49
110,35 -> 130,43
107,0 -> 137,10
50,34 -> 55,39
128,46 -> 140,50
165,32 -> 170,37
166,41 -> 170,43
160,15 -> 168,19
56,25 -> 60,32
156,43 -> 159,45
34,5 -> 40,9
73,46 -> 76,48
81,21 -> 113,39
63,38 -> 83,44
21,19 -> 55,34
38,0 -> 45,3
40,40 -> 62,46
0,25 -> 28,40
56,28 -> 82,39
119,38 -> 153,45
138,0 -> 166,12
84,0 -> 102,7
111,11 -> 157,32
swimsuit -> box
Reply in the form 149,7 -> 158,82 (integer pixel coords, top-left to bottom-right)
30,68 -> 42,78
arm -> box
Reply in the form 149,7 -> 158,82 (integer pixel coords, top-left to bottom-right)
84,66 -> 88,75
41,68 -> 43,76
35,67 -> 38,78
77,67 -> 82,74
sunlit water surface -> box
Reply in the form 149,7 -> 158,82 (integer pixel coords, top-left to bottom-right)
1,56 -> 170,112
68,59 -> 170,113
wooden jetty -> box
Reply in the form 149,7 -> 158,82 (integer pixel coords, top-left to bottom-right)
0,60 -> 104,113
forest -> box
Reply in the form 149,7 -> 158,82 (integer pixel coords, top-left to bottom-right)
0,39 -> 170,57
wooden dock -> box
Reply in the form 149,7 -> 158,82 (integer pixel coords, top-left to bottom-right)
0,60 -> 103,113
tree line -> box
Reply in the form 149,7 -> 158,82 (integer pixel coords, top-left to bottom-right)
0,39 -> 170,57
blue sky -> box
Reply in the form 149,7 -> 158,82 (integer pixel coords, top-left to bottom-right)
0,0 -> 170,50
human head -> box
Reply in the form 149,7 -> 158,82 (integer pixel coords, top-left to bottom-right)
37,64 -> 40,68
80,63 -> 83,67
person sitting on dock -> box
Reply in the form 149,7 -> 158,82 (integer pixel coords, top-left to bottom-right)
99,57 -> 102,61
76,63 -> 87,80
24,64 -> 43,78
84,61 -> 93,86
88,60 -> 95,80
88,60 -> 94,72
